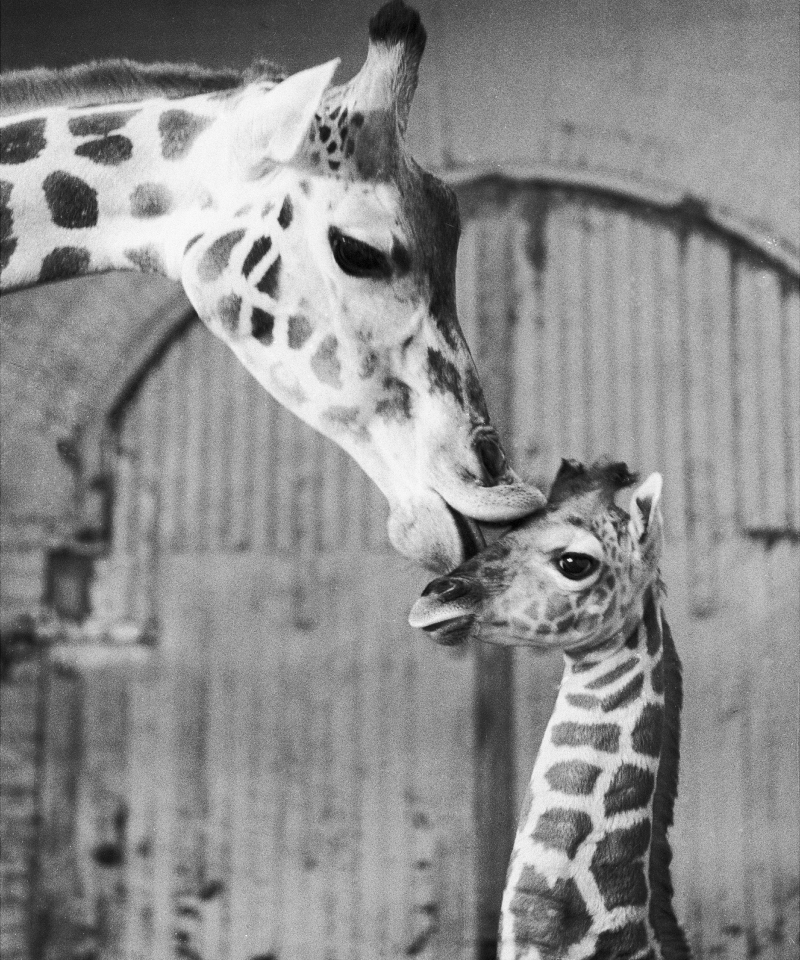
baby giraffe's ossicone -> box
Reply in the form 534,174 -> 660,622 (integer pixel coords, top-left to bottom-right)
410,459 -> 692,960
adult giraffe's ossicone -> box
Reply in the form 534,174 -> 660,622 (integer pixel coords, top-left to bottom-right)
0,1 -> 545,570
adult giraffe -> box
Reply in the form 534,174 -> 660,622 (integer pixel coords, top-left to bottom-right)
0,1 -> 545,571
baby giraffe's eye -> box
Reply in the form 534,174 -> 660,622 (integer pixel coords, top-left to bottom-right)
329,227 -> 392,279
556,552 -> 599,581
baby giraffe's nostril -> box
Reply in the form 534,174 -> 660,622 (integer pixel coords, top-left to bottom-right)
421,576 -> 471,601
475,433 -> 507,485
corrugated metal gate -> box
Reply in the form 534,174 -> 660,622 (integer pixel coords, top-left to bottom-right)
33,174 -> 800,960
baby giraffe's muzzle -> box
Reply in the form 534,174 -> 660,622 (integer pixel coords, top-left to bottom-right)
408,573 -> 484,645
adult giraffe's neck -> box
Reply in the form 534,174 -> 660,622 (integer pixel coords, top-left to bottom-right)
499,587 -> 688,960
1,94 -> 227,291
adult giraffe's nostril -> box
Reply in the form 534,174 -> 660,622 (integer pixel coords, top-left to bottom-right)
475,433 -> 507,485
420,576 -> 472,601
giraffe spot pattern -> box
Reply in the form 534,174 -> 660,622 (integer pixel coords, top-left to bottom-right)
216,294 -> 241,333
375,376 -> 413,420
251,307 -> 274,344
586,656 -> 639,689
124,245 -> 165,274
311,334 -> 342,388
75,134 -> 133,166
43,171 -> 98,228
551,721 -> 620,753
589,819 -> 651,910
509,865 -> 592,952
198,229 -> 246,283
0,180 -> 16,270
242,236 -> 272,278
531,807 -> 592,859
545,760 -> 602,795
592,921 -> 649,960
426,348 -> 463,406
287,313 -> 313,349
67,110 -> 139,137
632,703 -> 663,758
604,763 -> 655,815
256,256 -> 281,297
0,118 -> 47,164
601,672 -> 645,712
277,195 -> 293,229
158,109 -> 213,160
39,246 -> 90,282
566,692 -> 599,710
130,182 -> 172,218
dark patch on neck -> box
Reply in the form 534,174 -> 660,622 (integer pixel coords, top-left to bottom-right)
251,306 -> 274,344
242,236 -> 272,279
544,760 -> 601,795
509,865 -> 591,951
68,109 -> 139,137
375,376 -> 413,420
590,819 -> 651,909
216,293 -> 241,333
158,109 -> 212,161
124,245 -> 165,274
39,246 -> 90,282
531,807 -> 592,859
43,171 -> 98,228
586,655 -> 639,689
197,229 -> 245,283
130,182 -> 172,218
0,117 -> 47,164
287,313 -> 313,349
426,347 -> 463,406
310,334 -> 342,389
551,721 -> 620,753
75,134 -> 133,166
604,763 -> 655,815
1,180 -> 17,270
593,921 -> 649,960
648,610 -> 692,959
256,256 -> 281,298
277,195 -> 294,229
601,672 -> 645,712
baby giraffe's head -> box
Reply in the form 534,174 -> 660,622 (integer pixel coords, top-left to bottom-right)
410,459 -> 664,649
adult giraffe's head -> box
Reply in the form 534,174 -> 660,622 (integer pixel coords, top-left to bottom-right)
178,1 -> 545,570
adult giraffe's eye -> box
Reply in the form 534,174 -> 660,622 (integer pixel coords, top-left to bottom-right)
329,226 -> 392,279
556,553 -> 599,581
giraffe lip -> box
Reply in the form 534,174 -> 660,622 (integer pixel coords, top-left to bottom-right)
420,614 -> 475,646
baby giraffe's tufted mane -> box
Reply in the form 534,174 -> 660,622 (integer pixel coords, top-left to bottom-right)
646,593 -> 692,960
0,58 -> 288,116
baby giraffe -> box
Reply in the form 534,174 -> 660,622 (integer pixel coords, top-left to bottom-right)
410,459 -> 691,960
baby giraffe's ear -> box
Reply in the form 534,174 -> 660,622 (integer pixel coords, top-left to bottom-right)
232,59 -> 339,171
629,472 -> 663,544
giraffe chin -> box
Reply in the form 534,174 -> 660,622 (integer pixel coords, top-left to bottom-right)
386,494 -> 486,572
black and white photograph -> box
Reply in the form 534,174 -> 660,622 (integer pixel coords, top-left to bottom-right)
1,1 -> 798,957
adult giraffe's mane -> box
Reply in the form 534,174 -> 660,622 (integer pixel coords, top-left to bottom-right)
646,592 -> 692,960
0,58 -> 287,116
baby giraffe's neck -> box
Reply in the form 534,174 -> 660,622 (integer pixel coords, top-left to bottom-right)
500,588 -> 689,960
1,93 -> 235,291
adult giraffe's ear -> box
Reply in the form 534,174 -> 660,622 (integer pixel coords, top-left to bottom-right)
232,59 -> 339,171
629,472 -> 663,544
